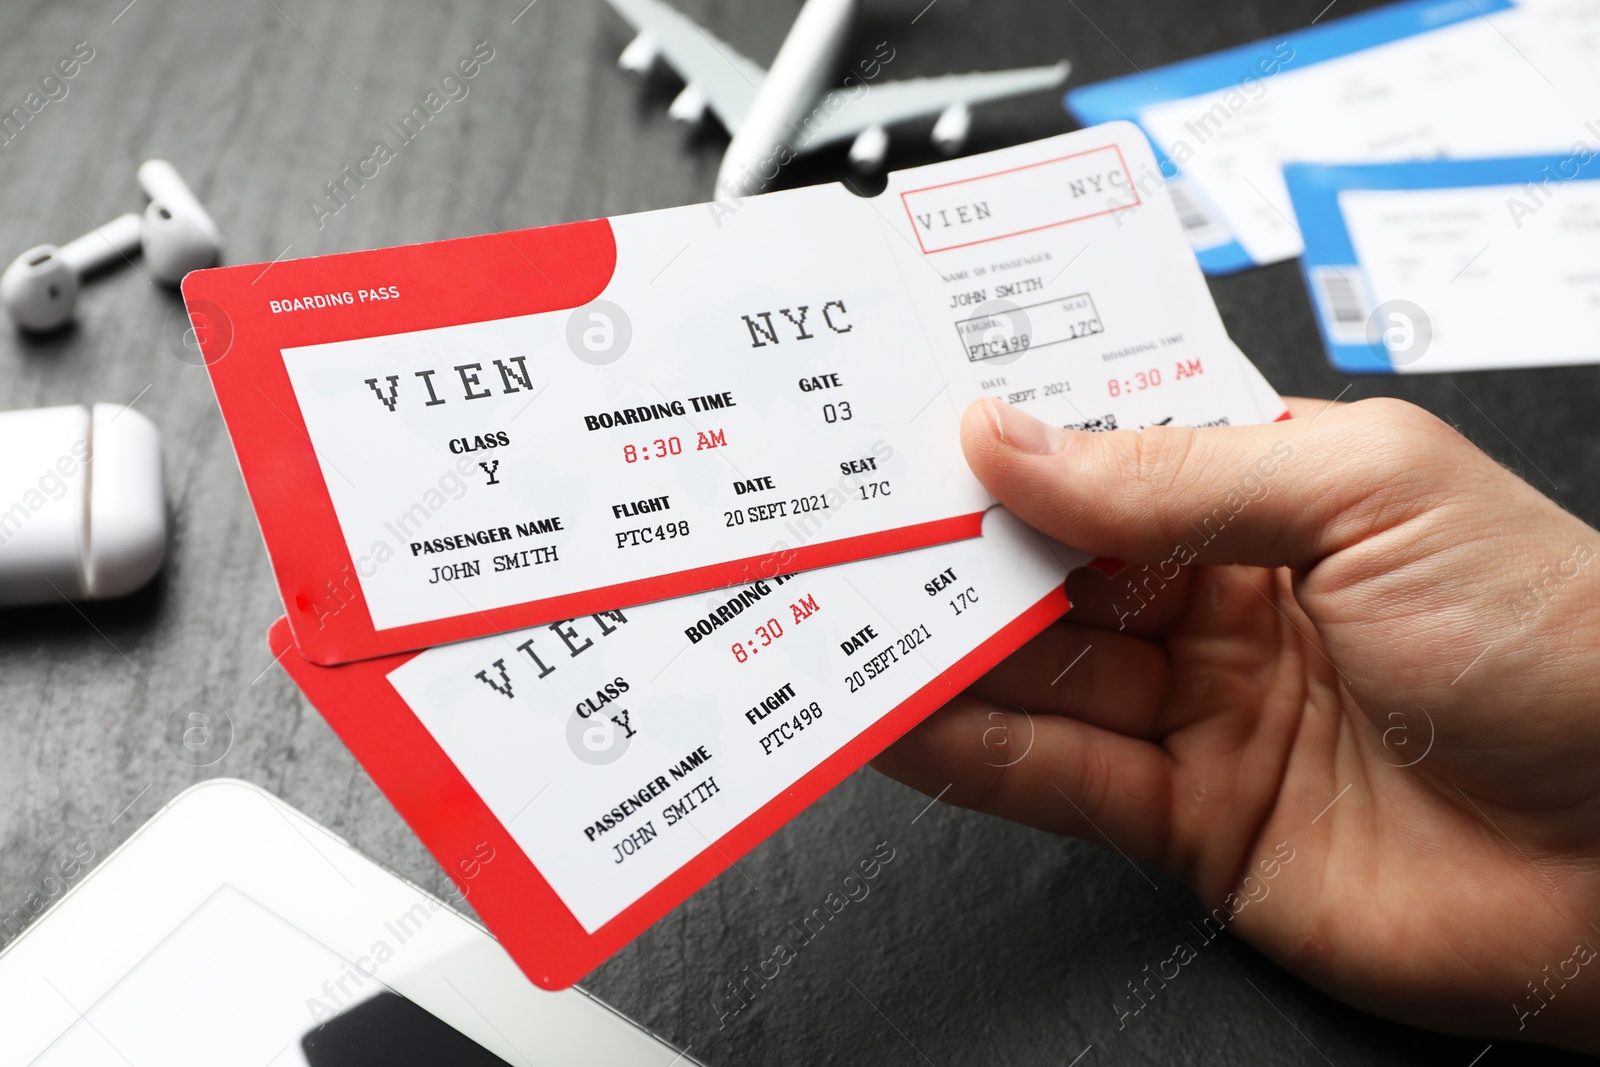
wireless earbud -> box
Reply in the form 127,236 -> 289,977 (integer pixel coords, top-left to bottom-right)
138,160 -> 221,285
0,213 -> 142,332
3,162 -> 222,328
0,403 -> 166,607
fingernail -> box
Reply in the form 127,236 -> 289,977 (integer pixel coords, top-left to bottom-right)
985,398 -> 1067,455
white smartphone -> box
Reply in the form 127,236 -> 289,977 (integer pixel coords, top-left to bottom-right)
0,779 -> 696,1066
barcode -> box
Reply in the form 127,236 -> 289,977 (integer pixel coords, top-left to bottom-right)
1065,414 -> 1118,432
1166,178 -> 1230,251
1309,266 -> 1373,345
1168,183 -> 1211,231
1319,273 -> 1366,323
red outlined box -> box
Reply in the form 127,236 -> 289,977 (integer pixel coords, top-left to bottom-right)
900,144 -> 1142,255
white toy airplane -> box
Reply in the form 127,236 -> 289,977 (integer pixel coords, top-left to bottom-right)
605,0 -> 1071,198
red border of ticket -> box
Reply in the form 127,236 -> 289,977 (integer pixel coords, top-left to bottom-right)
187,219 -> 984,666
270,579 -> 1070,989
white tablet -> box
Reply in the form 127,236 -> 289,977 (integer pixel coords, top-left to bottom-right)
0,779 -> 695,1066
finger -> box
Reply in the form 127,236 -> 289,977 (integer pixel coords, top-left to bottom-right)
960,395 -> 1448,570
967,620 -> 1171,739
873,695 -> 1175,871
1063,559 -> 1194,637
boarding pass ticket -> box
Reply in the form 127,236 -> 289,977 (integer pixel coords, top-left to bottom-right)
193,121 -> 1257,665
1285,154 -> 1600,374
274,346 -> 1288,989
1067,0 -> 1600,272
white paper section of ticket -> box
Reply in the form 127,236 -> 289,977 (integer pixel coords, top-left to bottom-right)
383,345 -> 1284,934
1136,0 -> 1600,265
1337,182 -> 1600,373
277,121 -> 1253,633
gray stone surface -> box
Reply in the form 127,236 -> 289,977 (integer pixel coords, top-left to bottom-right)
0,0 -> 1594,1063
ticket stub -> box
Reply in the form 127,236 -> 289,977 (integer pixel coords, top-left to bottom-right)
192,120 -> 1253,665
1284,154 -> 1600,373
272,345 -> 1288,989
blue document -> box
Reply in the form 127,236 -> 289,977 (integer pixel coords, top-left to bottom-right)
1285,152 -> 1600,373
1066,0 -> 1599,273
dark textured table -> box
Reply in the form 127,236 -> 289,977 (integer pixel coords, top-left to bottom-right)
1,1 -> 1595,1064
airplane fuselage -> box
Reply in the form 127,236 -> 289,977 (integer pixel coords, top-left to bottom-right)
716,0 -> 857,199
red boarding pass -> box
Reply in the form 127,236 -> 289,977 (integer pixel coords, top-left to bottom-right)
268,351 -> 1288,987
191,121 -> 1256,664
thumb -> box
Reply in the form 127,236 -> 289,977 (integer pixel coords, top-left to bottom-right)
961,395 -> 1446,570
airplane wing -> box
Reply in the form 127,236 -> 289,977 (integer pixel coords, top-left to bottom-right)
605,0 -> 765,133
792,62 -> 1072,152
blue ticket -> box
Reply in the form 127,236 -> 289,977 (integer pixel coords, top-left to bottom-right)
1064,0 -> 1600,274
1285,151 -> 1600,373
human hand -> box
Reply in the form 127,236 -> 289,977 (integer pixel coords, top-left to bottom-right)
873,396 -> 1600,1051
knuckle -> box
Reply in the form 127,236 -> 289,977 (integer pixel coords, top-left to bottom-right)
1316,397 -> 1467,541
1348,396 -> 1445,441
1345,397 -> 1462,476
